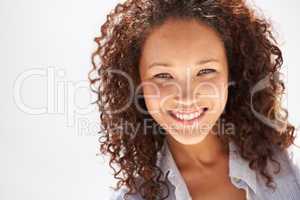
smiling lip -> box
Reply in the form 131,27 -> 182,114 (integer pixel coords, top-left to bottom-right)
170,108 -> 207,114
168,107 -> 208,126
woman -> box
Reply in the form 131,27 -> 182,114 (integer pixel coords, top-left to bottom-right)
89,0 -> 300,199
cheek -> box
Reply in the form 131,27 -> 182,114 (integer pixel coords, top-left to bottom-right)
213,77 -> 228,106
142,83 -> 175,113
195,76 -> 228,97
194,78 -> 228,112
142,84 -> 163,114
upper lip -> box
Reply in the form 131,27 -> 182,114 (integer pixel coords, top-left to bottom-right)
169,107 -> 208,114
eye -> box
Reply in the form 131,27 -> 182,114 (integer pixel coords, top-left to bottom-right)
197,68 -> 216,76
153,73 -> 173,79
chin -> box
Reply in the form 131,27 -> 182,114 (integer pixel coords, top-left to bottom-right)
167,129 -> 209,145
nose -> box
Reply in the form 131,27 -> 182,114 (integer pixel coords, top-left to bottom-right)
174,81 -> 198,107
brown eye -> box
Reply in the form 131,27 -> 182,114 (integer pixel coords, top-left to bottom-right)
197,68 -> 216,75
153,73 -> 173,79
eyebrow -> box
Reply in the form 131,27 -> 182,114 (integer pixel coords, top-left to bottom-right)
147,58 -> 220,69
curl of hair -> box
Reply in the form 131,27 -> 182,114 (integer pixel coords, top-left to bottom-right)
89,0 -> 297,199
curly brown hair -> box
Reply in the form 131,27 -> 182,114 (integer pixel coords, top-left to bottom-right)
89,0 -> 297,199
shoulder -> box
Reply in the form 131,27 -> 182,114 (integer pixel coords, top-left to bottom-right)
285,142 -> 300,177
272,140 -> 300,189
108,186 -> 130,200
108,186 -> 143,200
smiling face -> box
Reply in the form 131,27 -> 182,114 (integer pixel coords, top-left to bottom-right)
138,18 -> 229,145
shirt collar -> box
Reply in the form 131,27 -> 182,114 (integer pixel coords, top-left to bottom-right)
157,138 -> 257,197
228,140 -> 257,194
157,139 -> 192,200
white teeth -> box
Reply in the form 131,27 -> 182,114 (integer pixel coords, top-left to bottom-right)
172,109 -> 205,121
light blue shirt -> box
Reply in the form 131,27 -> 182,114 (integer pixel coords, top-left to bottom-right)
109,138 -> 300,200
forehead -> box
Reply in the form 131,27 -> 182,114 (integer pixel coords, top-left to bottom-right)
140,18 -> 227,68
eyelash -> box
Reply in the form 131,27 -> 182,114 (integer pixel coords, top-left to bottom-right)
153,68 -> 216,79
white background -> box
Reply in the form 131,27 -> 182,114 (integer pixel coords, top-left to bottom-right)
0,0 -> 299,200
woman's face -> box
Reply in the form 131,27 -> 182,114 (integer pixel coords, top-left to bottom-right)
139,18 -> 229,145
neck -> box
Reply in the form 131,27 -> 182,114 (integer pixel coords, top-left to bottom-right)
166,131 -> 229,169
